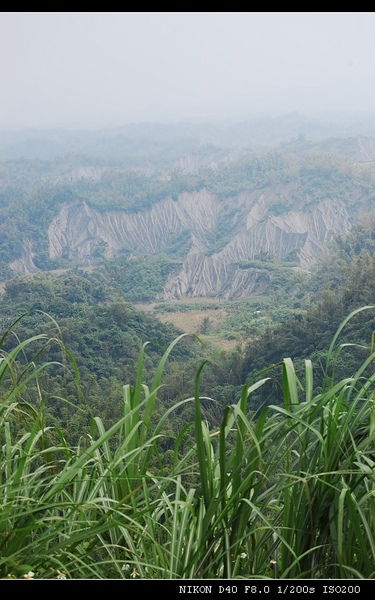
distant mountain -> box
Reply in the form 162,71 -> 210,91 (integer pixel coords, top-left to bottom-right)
3,112 -> 375,160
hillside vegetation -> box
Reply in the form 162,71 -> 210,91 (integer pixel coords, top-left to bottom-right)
1,306 -> 375,579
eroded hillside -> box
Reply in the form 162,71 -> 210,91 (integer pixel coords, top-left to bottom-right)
4,122 -> 375,300
11,181 -> 360,299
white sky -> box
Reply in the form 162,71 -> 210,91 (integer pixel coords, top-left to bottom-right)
1,11 -> 375,129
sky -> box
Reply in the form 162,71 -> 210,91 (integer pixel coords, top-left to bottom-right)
1,11 -> 375,130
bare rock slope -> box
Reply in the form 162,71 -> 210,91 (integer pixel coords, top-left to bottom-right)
15,184 -> 356,299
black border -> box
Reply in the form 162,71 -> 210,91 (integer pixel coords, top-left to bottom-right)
1,578 -> 373,595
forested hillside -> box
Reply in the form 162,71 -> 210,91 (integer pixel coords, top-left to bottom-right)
0,271 -> 204,442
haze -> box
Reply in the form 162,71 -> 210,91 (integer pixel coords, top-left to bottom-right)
1,11 -> 375,130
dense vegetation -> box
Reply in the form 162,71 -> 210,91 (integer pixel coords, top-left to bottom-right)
0,271 -> 202,443
240,210 -> 375,397
1,308 -> 375,579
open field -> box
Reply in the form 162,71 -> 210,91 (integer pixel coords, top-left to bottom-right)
156,308 -> 242,351
135,298 -> 248,351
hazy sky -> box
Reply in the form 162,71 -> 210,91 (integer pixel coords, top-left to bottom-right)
1,11 -> 375,130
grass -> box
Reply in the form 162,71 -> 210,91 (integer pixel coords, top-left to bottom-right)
1,307 -> 375,579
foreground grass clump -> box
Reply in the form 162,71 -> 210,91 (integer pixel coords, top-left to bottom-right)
1,308 -> 375,579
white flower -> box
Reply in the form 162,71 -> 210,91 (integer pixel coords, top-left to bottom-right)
130,568 -> 139,578
56,570 -> 67,579
240,552 -> 247,559
23,571 -> 35,579
122,563 -> 130,571
270,558 -> 277,565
